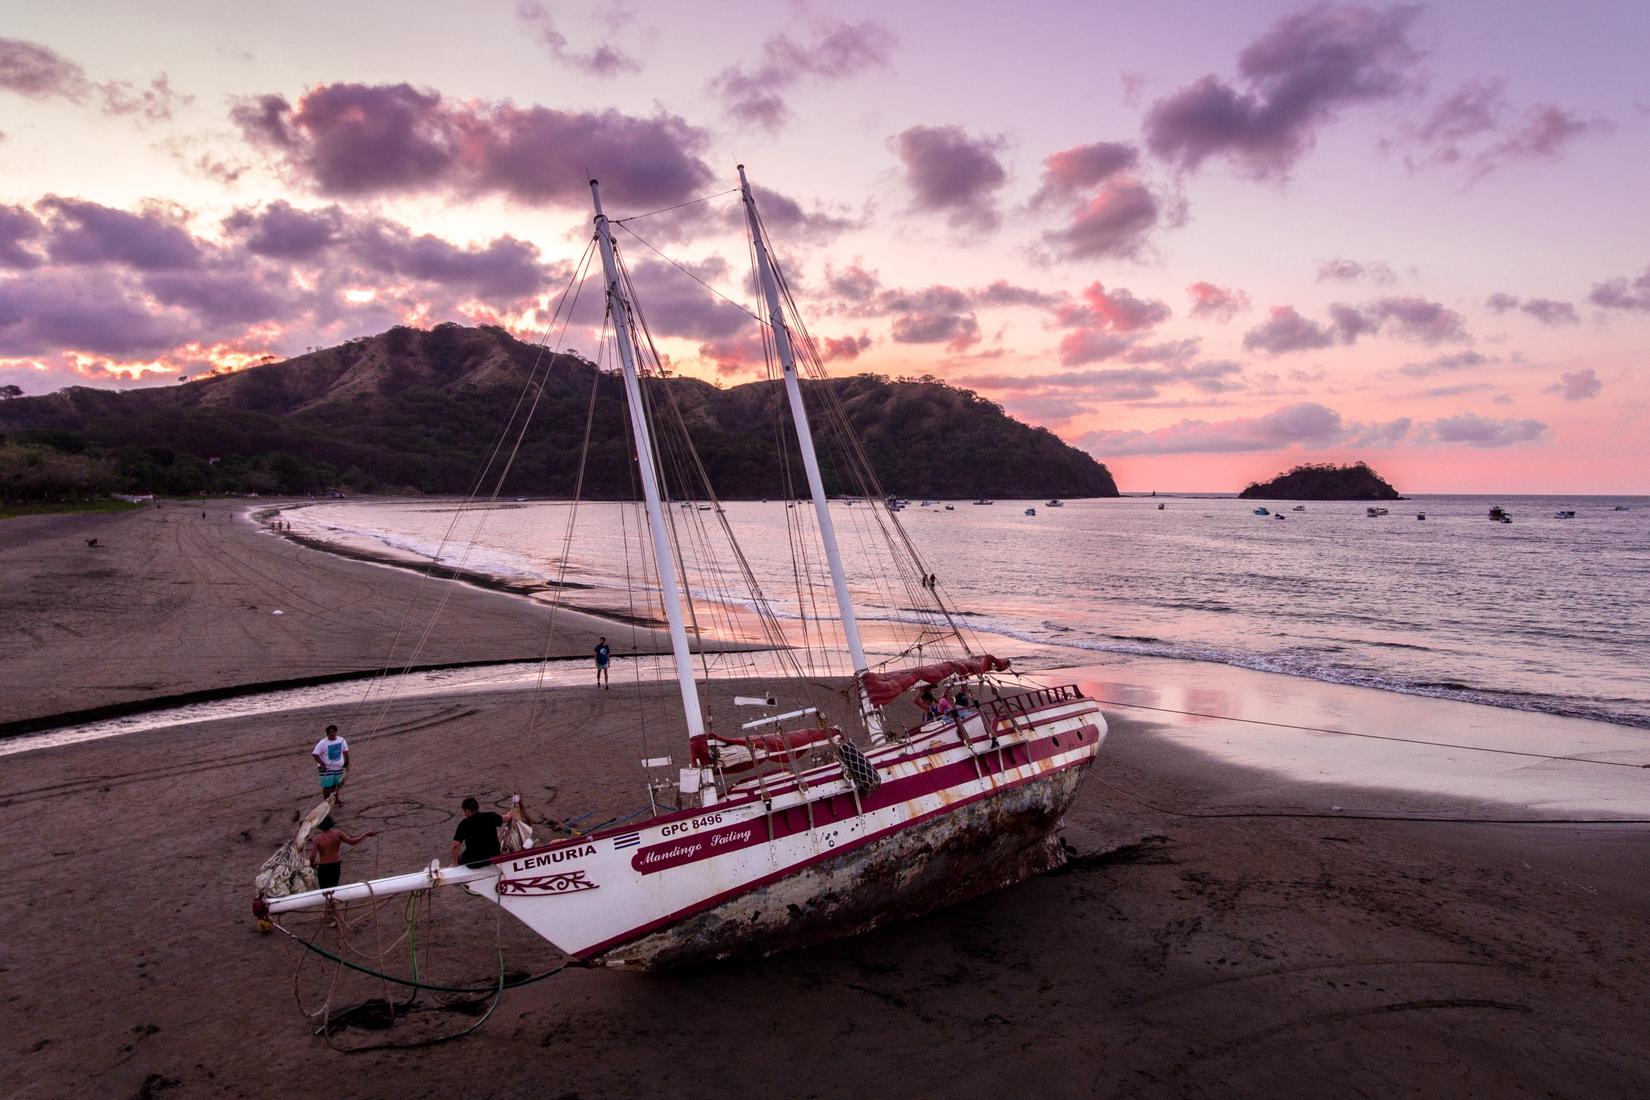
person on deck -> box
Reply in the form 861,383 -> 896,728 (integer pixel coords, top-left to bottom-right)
954,685 -> 976,713
917,687 -> 936,719
312,725 -> 350,803
594,637 -> 612,689
451,797 -> 505,868
308,815 -> 377,890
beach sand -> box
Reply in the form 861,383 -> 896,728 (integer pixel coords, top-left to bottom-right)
3,504 -> 1649,1098
0,500 -> 645,730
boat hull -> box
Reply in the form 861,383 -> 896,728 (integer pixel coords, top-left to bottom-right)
600,762 -> 1085,969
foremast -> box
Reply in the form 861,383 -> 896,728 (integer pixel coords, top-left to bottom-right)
738,165 -> 885,741
590,179 -> 714,798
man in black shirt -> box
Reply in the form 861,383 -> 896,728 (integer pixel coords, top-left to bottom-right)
451,797 -> 504,868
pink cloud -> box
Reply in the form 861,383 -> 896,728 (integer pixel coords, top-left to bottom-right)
1029,141 -> 1138,208
1039,177 -> 1160,260
1547,367 -> 1601,401
1589,264 -> 1650,312
1186,280 -> 1250,322
1061,282 -> 1171,333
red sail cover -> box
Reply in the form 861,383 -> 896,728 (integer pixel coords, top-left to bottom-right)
860,655 -> 1011,706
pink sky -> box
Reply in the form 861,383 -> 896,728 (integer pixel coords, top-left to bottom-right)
1,2 -> 1646,492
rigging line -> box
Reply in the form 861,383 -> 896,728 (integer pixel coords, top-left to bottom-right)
352,237 -> 598,735
347,239 -> 594,726
611,186 -> 740,225
614,221 -> 766,325
1087,696 -> 1650,770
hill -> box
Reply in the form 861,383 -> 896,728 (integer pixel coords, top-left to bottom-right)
1239,462 -> 1401,501
0,324 -> 1118,501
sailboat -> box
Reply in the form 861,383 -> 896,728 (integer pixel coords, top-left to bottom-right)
253,169 -> 1108,971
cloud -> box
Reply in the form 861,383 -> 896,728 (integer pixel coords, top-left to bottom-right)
1588,264 -> 1650,312
39,198 -> 203,271
1317,257 -> 1394,283
1039,177 -> 1161,260
818,333 -> 872,362
622,256 -> 750,341
0,204 -> 44,269
515,1 -> 640,76
1397,349 -> 1489,377
1396,77 -> 1609,180
1080,401 -> 1355,455
710,18 -> 892,132
1485,292 -> 1578,325
0,37 -> 189,122
222,201 -> 342,259
890,124 -> 1007,232
962,359 -> 1242,401
1123,338 -> 1202,365
1144,4 -> 1423,178
1422,413 -> 1547,447
973,280 -> 1063,310
1186,281 -> 1250,322
1242,305 -> 1337,354
1245,295 -> 1468,354
233,82 -> 715,211
1547,367 -> 1601,401
891,310 -> 979,351
1057,329 -> 1131,366
1058,282 -> 1170,333
1029,141 -> 1139,208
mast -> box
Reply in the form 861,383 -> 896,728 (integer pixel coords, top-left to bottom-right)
590,179 -> 706,744
738,166 -> 884,738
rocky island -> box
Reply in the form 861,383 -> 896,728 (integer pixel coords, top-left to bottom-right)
1239,461 -> 1401,501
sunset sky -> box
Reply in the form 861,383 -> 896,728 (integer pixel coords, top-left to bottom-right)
2,1 -> 1646,491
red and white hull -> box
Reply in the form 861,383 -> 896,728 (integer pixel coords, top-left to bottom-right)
263,687 -> 1106,969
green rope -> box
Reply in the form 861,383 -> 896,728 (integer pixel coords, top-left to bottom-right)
272,920 -> 569,994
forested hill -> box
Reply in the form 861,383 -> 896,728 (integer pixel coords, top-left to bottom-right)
1239,462 -> 1401,500
0,323 -> 1118,500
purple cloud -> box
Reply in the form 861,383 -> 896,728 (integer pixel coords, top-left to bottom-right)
974,280 -> 1063,310
1186,281 -> 1250,322
0,269 -> 194,357
1029,141 -> 1139,208
1500,296 -> 1579,325
1365,296 -> 1469,343
0,204 -> 44,269
1080,400 -> 1353,455
1423,413 -> 1547,447
39,198 -> 202,271
965,359 -> 1243,401
621,257 -> 750,341
1317,257 -> 1394,282
1057,329 -> 1131,367
891,311 -> 979,351
818,333 -> 872,362
1243,305 -> 1337,354
349,223 -> 550,300
1397,78 -> 1609,180
1547,367 -> 1601,401
0,37 -> 188,121
1588,265 -> 1650,312
711,18 -> 893,131
891,124 -> 1007,232
1397,350 -> 1489,378
234,82 -> 715,211
1144,4 -> 1423,178
1040,177 -> 1161,260
222,201 -> 342,259
515,1 -> 640,76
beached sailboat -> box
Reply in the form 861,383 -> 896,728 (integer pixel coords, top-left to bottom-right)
253,169 -> 1108,970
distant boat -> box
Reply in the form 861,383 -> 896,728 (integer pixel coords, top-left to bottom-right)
973,499 -> 994,505
1024,507 -> 1037,516
1291,505 -> 1306,512
1416,512 -> 1426,520
1614,505 -> 1629,511
1366,507 -> 1389,517
1274,513 -> 1286,520
944,504 -> 955,511
1253,507 -> 1270,516
1489,505 -> 1507,522
1554,510 -> 1576,519
1046,499 -> 1064,507
1157,502 -> 1165,510
1501,516 -> 1513,524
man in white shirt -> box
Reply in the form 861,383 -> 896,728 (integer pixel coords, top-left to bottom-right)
311,724 -> 350,803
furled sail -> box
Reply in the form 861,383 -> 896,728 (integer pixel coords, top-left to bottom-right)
860,655 -> 1012,706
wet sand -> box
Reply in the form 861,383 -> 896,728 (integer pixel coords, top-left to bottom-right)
4,502 -> 1649,1097
0,500 -> 651,730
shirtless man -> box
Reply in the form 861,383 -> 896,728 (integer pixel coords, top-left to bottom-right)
308,816 -> 377,890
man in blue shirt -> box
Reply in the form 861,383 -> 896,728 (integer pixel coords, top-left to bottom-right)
594,637 -> 611,689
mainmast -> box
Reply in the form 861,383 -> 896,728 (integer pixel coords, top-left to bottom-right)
738,166 -> 884,739
590,179 -> 707,749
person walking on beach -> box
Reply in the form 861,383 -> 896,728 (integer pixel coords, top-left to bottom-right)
308,815 -> 377,889
594,637 -> 611,689
312,724 -> 350,802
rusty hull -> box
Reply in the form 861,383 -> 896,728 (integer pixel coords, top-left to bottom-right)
595,765 -> 1087,970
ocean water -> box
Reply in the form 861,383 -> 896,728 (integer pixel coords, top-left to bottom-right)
282,494 -> 1650,730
